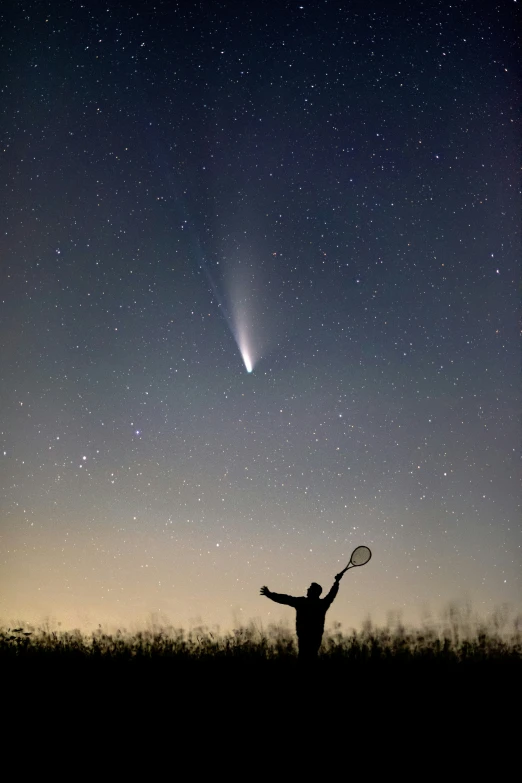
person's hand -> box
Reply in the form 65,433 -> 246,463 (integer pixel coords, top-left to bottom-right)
260,586 -> 271,596
335,572 -> 344,582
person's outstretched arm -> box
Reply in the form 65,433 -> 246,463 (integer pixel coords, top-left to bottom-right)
322,574 -> 342,609
260,586 -> 297,607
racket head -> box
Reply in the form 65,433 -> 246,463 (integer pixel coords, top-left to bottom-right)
349,545 -> 372,567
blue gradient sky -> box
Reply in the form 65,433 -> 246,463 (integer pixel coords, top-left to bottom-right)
1,0 -> 519,633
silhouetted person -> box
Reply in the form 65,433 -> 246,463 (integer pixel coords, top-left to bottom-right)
260,572 -> 344,660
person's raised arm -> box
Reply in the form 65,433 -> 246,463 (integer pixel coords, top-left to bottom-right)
322,574 -> 342,609
260,586 -> 297,607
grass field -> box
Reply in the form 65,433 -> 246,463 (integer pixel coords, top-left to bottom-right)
3,604 -> 520,671
3,607 -> 520,749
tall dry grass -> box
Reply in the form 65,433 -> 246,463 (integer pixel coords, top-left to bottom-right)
2,602 -> 520,667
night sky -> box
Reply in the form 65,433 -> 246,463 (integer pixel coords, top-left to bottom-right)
1,0 -> 519,634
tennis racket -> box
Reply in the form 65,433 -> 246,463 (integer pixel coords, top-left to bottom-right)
338,545 -> 372,577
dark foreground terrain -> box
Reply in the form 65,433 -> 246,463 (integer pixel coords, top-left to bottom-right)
3,619 -> 520,762
3,620 -> 519,693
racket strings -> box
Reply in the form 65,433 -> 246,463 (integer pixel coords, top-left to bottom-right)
350,545 -> 371,566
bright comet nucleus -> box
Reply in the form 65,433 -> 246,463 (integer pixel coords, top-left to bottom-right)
237,330 -> 254,372
243,351 -> 253,373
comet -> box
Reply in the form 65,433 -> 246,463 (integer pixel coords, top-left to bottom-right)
199,253 -> 270,374
236,332 -> 253,373
230,302 -> 256,373
224,264 -> 263,374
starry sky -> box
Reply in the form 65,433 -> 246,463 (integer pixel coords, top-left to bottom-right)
1,0 -> 520,634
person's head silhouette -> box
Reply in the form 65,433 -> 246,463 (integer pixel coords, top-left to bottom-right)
306,582 -> 322,599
